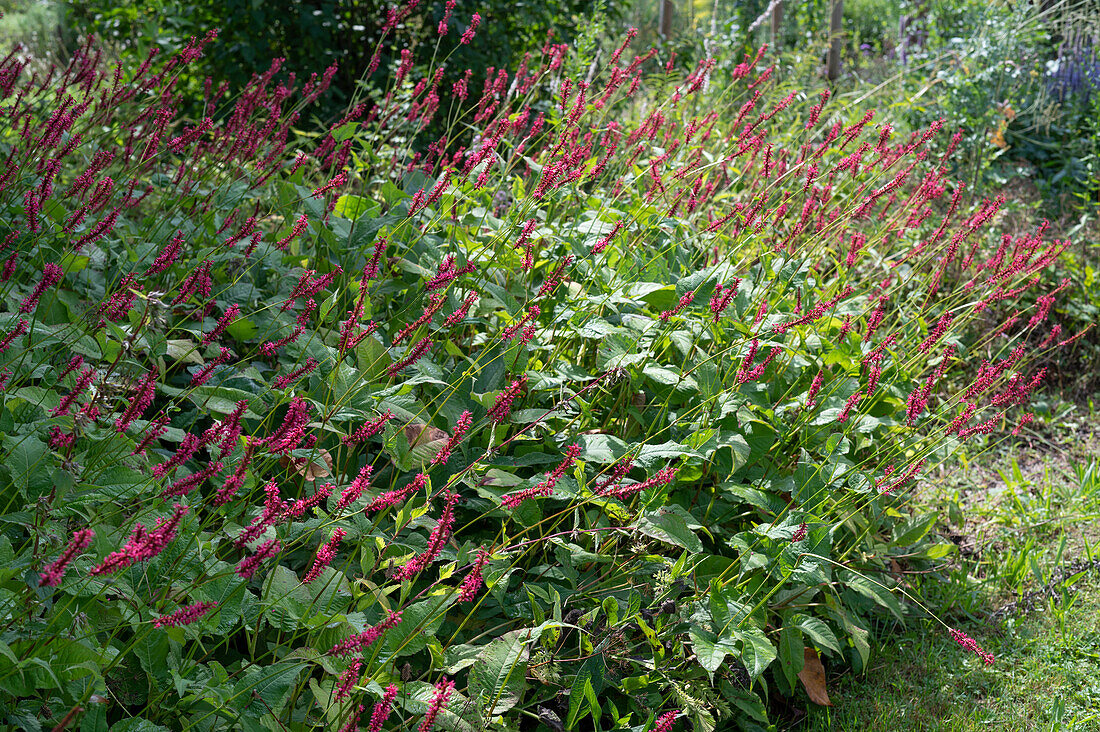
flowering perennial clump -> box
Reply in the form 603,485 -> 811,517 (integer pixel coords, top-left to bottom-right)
0,12 -> 1065,730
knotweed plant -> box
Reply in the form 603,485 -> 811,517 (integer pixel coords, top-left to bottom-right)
0,7 -> 1072,731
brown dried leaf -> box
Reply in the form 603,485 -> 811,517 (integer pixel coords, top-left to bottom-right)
797,647 -> 831,706
404,422 -> 449,447
279,448 -> 333,481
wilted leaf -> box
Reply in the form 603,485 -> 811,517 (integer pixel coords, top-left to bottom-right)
279,448 -> 333,481
404,422 -> 449,447
797,647 -> 831,706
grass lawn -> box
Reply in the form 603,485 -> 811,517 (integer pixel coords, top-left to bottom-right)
796,406 -> 1100,732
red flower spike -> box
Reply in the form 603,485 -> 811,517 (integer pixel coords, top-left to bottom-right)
654,710 -> 680,732
395,491 -> 461,580
236,538 -> 281,579
302,528 -> 346,584
366,472 -> 426,512
153,601 -> 217,628
418,679 -> 455,732
368,684 -> 399,732
39,529 -> 94,587
488,377 -> 527,424
948,627 -> 994,665
457,548 -> 490,602
18,263 -> 63,313
328,611 -> 403,657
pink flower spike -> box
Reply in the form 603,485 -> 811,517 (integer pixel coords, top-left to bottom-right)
327,611 -> 403,657
236,538 -> 282,579
302,528 -> 346,584
337,464 -> 373,510
343,410 -> 394,447
0,318 -> 28,353
18,263 -> 63,313
114,369 -> 158,432
418,678 -> 455,732
276,214 -> 309,251
335,659 -> 362,701
365,472 -> 425,512
501,443 -> 580,509
202,304 -> 240,345
806,369 -> 824,409
654,710 -> 680,732
457,548 -> 490,602
394,491 -> 460,581
368,684 -> 399,732
460,13 -> 481,44
430,410 -> 473,467
710,279 -> 740,321
660,290 -> 695,322
488,377 -> 526,424
311,170 -> 348,198
39,528 -> 94,587
153,600 -> 218,628
949,627 -> 994,665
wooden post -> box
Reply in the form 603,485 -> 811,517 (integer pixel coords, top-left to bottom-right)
826,0 -> 843,81
770,1 -> 784,48
659,0 -> 674,39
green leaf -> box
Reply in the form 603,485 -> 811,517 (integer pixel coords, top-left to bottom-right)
233,663 -> 306,719
468,630 -> 531,715
838,569 -> 906,621
133,629 -> 170,685
634,440 -> 700,467
920,542 -> 955,560
719,433 -> 752,473
226,317 -> 258,341
778,626 -> 805,690
688,626 -> 738,677
789,614 -> 841,655
894,513 -> 937,546
3,436 -> 51,497
735,626 -> 776,680
635,511 -> 703,552
566,655 -> 606,730
577,433 -> 630,464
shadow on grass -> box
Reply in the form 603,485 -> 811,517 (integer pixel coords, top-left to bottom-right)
791,580 -> 1100,731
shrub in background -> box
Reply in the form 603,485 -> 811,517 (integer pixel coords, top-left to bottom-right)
0,9 -> 1076,732
61,0 -> 628,130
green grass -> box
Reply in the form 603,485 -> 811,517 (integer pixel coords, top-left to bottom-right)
795,406 -> 1100,732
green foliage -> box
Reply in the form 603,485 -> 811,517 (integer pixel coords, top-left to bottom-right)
61,0 -> 628,126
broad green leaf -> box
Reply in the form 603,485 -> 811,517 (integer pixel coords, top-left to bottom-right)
3,436 -> 50,497
634,441 -> 700,467
838,569 -> 905,621
735,626 -> 776,680
577,433 -> 630,464
688,626 -> 738,677
789,614 -> 840,654
894,513 -> 937,546
635,511 -> 703,552
234,663 -> 306,719
468,630 -> 530,715
778,626 -> 805,690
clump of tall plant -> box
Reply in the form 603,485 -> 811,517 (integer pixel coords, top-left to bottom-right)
0,8 -> 1075,731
